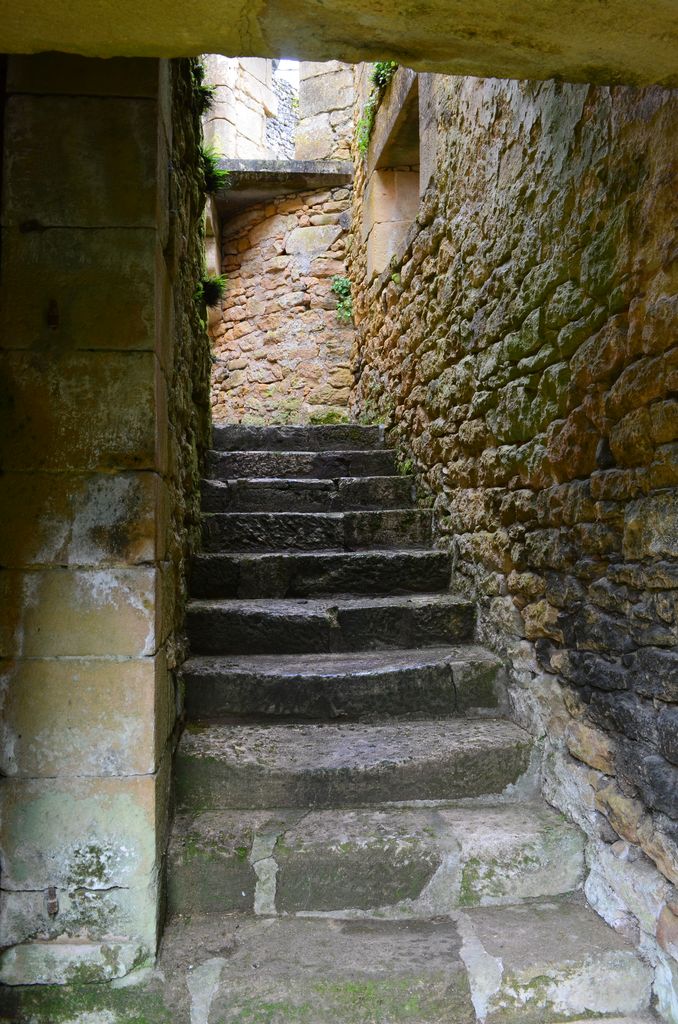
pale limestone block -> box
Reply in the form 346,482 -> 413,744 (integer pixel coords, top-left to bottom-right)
0,227 -> 157,351
0,471 -> 167,567
0,651 -> 170,777
285,224 -> 342,254
0,566 -> 161,657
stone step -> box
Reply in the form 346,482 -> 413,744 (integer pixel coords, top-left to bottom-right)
190,549 -> 451,599
458,896 -> 653,1022
201,474 -> 416,512
207,448 -> 397,480
212,423 -> 385,452
182,645 -> 500,719
186,593 -> 474,657
174,717 -> 533,810
167,801 -> 585,917
154,900 -> 651,1023
201,509 -> 433,552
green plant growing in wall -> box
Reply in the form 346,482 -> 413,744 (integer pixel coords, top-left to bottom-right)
356,61 -> 399,156
331,275 -> 353,324
193,62 -> 217,114
201,145 -> 230,194
371,60 -> 399,90
197,273 -> 227,308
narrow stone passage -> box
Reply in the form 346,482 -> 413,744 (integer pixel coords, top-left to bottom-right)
162,423 -> 655,1023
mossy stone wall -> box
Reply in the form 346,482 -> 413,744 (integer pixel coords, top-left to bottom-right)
349,73 -> 678,1004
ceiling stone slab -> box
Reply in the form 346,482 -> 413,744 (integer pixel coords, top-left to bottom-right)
1,1 -> 677,86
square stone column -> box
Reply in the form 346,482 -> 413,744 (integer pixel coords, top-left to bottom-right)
0,54 -> 177,985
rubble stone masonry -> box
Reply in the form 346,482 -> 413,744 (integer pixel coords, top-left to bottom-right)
349,73 -> 678,1009
211,186 -> 354,424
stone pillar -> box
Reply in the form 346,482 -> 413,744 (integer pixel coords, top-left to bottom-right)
0,54 -> 176,985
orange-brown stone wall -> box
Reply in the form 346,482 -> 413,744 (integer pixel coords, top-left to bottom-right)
349,74 -> 678,992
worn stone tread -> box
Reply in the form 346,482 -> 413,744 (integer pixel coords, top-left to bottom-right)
191,548 -> 451,599
186,593 -> 475,656
459,894 -> 653,1022
201,509 -> 432,552
182,644 -> 502,718
201,475 -> 416,512
167,801 -> 585,916
1,907 -> 653,1023
212,423 -> 385,452
207,448 -> 398,480
175,717 -> 533,809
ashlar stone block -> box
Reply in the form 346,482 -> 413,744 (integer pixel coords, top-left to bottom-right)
0,471 -> 168,567
0,226 -> 157,351
0,566 -> 163,657
0,350 -> 161,472
2,95 -> 158,228
0,652 -> 171,777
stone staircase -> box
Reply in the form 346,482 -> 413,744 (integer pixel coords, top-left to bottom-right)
162,424 -> 655,1024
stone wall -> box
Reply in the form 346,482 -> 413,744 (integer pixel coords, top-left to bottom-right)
0,54 -> 211,985
296,61 -> 354,161
349,73 -> 678,1017
211,186 -> 354,424
266,72 -> 298,160
203,56 -> 278,159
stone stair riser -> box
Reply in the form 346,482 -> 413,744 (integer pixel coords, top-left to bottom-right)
183,660 -> 502,719
190,550 -> 452,599
212,424 -> 385,452
201,509 -> 433,552
175,734 -> 532,811
201,475 -> 416,513
186,598 -> 475,655
167,804 -> 585,918
207,449 -> 397,480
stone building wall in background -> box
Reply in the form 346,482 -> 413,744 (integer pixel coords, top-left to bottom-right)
266,71 -> 298,159
296,61 -> 354,161
349,72 -> 678,1016
211,186 -> 354,424
203,56 -> 278,159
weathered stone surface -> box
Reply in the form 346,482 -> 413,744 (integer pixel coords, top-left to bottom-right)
175,718 -> 533,810
207,448 -> 397,480
460,895 -> 653,1021
565,720 -> 617,774
210,184 -> 354,425
0,471 -> 166,566
0,567 -> 161,657
186,593 -> 474,656
201,473 -> 415,512
183,644 -> 502,719
200,509 -> 432,551
348,63 -> 678,922
212,423 -> 383,451
0,653 -> 170,777
0,57 -> 212,985
167,802 -> 583,917
190,549 -> 451,599
4,1 -> 678,87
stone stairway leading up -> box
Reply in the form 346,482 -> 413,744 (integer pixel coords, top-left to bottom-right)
161,423 -> 655,1024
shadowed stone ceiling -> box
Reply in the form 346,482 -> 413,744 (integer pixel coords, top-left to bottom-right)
1,0 -> 677,86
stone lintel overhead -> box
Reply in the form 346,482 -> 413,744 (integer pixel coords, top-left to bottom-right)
215,159 -> 353,215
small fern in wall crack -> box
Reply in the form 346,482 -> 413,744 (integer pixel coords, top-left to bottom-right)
201,145 -> 230,194
197,273 -> 227,308
331,275 -> 353,324
192,61 -> 217,114
356,61 -> 399,157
